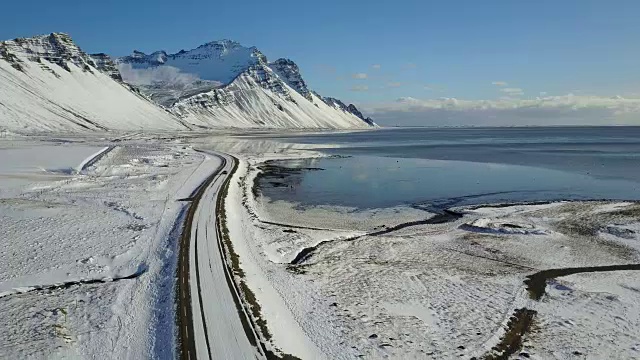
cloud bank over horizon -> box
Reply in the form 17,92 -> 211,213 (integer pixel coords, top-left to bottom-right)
362,94 -> 640,127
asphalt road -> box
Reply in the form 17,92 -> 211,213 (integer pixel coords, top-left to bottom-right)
176,153 -> 225,360
177,151 -> 262,360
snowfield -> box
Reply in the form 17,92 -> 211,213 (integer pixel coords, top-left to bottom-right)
2,134 -> 639,360
0,135 -> 219,358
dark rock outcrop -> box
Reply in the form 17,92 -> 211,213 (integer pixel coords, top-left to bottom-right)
90,53 -> 123,81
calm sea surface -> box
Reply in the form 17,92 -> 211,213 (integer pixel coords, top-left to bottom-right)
258,127 -> 640,209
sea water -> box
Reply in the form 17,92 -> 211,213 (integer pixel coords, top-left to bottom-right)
258,126 -> 640,209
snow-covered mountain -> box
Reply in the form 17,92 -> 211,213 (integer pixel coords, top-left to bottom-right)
0,33 -> 374,132
119,40 -> 266,85
269,58 -> 313,101
116,40 -> 375,128
0,33 -> 186,132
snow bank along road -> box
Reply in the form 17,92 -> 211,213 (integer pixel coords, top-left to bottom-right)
177,151 -> 262,360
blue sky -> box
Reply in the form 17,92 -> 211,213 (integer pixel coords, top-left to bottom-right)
2,0 -> 640,125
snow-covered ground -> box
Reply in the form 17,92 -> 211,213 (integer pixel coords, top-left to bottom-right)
2,134 -> 639,359
212,137 -> 640,359
0,135 -> 219,358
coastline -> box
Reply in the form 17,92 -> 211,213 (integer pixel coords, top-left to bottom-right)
1,133 -> 639,359
219,141 -> 640,359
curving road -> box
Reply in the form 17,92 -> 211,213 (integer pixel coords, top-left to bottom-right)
177,151 -> 263,360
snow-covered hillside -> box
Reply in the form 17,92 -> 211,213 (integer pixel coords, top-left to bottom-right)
117,41 -> 375,129
269,58 -> 313,101
0,33 -> 374,132
0,33 -> 186,132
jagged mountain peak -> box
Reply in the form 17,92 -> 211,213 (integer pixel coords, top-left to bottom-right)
89,53 -> 122,81
116,38 -> 374,127
271,58 -> 299,68
0,32 -> 119,77
117,39 -> 268,85
125,50 -> 169,66
269,58 -> 310,101
131,50 -> 146,57
198,39 -> 244,50
22,32 -> 74,46
324,97 -> 376,126
1,32 -> 374,130
0,32 -> 184,132
267,58 -> 374,125
124,39 -> 264,63
1,32 -> 92,68
11,33 -> 80,55
188,39 -> 267,65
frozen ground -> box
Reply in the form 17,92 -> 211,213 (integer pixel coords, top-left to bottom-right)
2,134 -> 639,359
0,135 -> 220,358
213,137 -> 640,359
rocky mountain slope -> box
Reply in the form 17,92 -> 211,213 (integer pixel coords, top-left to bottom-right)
117,40 -> 375,128
0,33 -> 186,132
0,33 -> 374,132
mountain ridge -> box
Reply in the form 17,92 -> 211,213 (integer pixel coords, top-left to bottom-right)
0,32 -> 185,132
117,39 -> 375,127
0,32 -> 375,131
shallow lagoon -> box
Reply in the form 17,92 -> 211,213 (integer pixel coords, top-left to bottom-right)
258,127 -> 640,209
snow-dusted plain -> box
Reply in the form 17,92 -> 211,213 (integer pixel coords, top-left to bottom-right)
2,133 -> 639,359
0,134 -> 221,358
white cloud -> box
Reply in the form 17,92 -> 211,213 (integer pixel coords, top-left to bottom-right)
352,73 -> 368,79
350,85 -> 369,92
539,91 -> 547,96
371,64 -> 381,70
492,81 -> 508,86
500,87 -> 524,96
118,63 -> 211,87
361,95 -> 640,126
